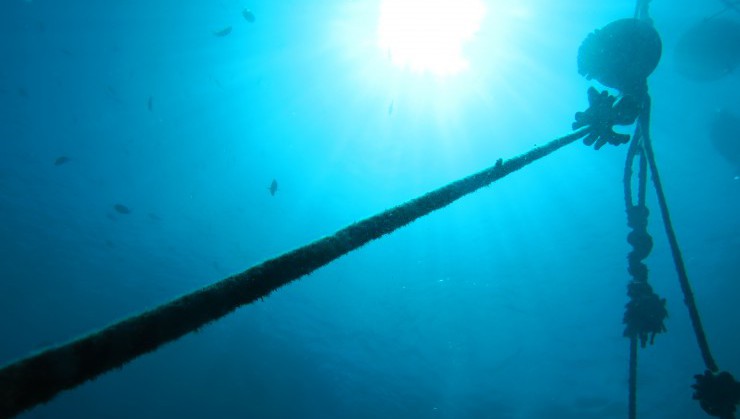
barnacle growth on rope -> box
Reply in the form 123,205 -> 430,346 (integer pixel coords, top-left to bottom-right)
692,370 -> 740,419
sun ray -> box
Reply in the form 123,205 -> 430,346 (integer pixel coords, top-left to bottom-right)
377,0 -> 486,75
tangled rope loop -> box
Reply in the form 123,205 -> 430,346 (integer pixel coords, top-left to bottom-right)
623,201 -> 667,348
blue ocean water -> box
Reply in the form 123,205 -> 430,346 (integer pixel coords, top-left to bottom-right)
1,0 -> 738,418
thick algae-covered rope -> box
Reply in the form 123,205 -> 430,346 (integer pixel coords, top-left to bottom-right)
0,128 -> 588,418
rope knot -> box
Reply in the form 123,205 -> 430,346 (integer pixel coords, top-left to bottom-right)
625,204 -> 653,281
627,204 -> 649,229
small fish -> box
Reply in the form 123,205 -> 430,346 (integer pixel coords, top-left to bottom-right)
268,179 -> 278,196
242,9 -> 255,23
113,204 -> 131,214
388,100 -> 394,115
213,26 -> 232,37
17,87 -> 28,98
147,96 -> 153,111
105,84 -> 122,103
147,212 -> 161,221
54,156 -> 70,166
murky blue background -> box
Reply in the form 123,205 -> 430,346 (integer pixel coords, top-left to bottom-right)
1,0 -> 738,418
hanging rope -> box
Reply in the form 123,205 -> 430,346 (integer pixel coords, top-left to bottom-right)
575,7 -> 739,417
638,97 -> 718,372
623,126 -> 646,419
629,337 -> 638,419
0,128 -> 590,419
640,95 -> 740,418
622,128 -> 667,350
622,99 -> 667,419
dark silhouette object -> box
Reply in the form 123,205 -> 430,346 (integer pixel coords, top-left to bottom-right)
242,9 -> 255,23
53,156 -> 70,166
213,26 -> 232,37
113,204 -> 131,214
268,179 -> 278,196
721,0 -> 740,15
675,18 -> 740,81
692,370 -> 740,419
577,18 -> 662,94
723,1 -> 740,10
709,109 -> 740,172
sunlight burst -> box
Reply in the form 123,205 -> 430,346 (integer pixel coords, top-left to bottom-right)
377,0 -> 486,75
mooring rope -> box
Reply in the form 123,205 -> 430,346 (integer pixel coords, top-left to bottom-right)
629,337 -> 638,419
639,98 -> 719,373
0,128 -> 590,418
624,122 -> 647,419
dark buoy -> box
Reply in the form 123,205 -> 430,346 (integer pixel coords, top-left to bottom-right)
709,109 -> 740,172
578,18 -> 662,94
674,18 -> 740,81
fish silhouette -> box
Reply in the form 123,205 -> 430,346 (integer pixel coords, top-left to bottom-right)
147,96 -> 153,111
269,179 -> 278,196
213,26 -> 232,37
54,156 -> 70,166
113,204 -> 131,214
105,84 -> 123,104
242,9 -> 255,23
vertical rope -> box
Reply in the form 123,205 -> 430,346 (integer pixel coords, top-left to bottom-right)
624,123 -> 650,419
624,127 -> 643,419
629,337 -> 638,419
639,96 -> 719,372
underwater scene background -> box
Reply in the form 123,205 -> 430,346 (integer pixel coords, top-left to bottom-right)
1,0 -> 738,418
